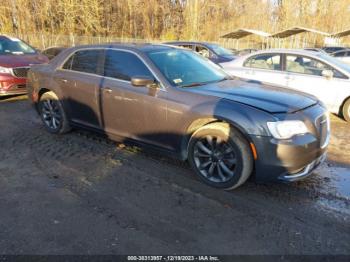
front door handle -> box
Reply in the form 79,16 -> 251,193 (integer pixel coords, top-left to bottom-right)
61,79 -> 68,83
103,87 -> 112,94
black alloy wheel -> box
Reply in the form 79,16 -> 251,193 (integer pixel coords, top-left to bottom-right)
39,91 -> 71,134
41,99 -> 62,130
193,135 -> 238,183
188,122 -> 253,190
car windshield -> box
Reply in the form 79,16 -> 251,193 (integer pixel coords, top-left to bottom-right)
147,49 -> 227,87
208,44 -> 234,56
0,37 -> 36,55
317,53 -> 350,73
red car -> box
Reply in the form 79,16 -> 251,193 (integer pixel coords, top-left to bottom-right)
0,35 -> 48,96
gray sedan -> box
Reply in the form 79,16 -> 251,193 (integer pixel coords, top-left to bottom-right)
27,44 -> 328,189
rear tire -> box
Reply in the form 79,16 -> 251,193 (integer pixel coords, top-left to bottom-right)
342,98 -> 350,122
39,91 -> 71,134
188,122 -> 253,190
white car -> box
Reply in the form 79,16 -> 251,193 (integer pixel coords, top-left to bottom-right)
332,49 -> 350,65
222,49 -> 350,122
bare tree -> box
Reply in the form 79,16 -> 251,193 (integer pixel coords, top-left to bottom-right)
1,0 -> 350,44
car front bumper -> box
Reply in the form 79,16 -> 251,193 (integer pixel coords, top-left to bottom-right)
250,103 -> 329,183
251,133 -> 328,183
0,73 -> 27,96
278,152 -> 326,182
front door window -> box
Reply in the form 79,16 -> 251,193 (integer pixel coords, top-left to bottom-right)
285,55 -> 345,78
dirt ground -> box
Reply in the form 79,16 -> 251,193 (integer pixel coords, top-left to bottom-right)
0,95 -> 349,255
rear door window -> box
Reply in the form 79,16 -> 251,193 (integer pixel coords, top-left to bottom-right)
62,49 -> 102,75
71,50 -> 101,74
244,54 -> 281,70
103,50 -> 153,81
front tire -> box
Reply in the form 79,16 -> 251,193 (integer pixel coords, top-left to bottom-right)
342,98 -> 350,122
188,122 -> 253,190
39,91 -> 71,134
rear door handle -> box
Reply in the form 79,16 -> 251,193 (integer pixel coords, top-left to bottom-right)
61,79 -> 68,83
103,87 -> 112,93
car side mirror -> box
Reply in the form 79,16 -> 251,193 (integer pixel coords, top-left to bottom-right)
322,70 -> 333,79
131,76 -> 157,88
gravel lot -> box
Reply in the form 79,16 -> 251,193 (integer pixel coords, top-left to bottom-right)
0,95 -> 349,255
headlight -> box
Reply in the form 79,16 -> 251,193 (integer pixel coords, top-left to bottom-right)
0,66 -> 12,74
267,120 -> 308,139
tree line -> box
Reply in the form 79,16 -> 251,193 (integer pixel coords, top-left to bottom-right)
0,0 -> 349,41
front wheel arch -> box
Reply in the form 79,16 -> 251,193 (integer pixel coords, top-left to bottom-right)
187,122 -> 254,190
182,118 -> 255,160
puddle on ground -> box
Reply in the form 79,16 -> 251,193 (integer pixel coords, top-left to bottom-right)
319,165 -> 350,200
316,198 -> 350,216
313,164 -> 350,215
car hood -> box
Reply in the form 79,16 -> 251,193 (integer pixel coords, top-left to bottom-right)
187,79 -> 318,113
0,53 -> 48,68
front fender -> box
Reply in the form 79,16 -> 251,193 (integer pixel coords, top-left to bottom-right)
178,99 -> 275,160
190,98 -> 274,137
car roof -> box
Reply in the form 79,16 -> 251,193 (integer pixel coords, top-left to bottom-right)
0,35 -> 21,41
322,46 -> 346,49
233,48 -> 330,63
67,43 -> 178,53
43,46 -> 67,51
242,48 -> 327,56
163,41 -> 214,46
304,47 -> 322,50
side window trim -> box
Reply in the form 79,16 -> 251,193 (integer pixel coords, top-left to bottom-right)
63,54 -> 74,70
57,47 -> 165,90
281,53 -> 286,71
285,53 -> 348,80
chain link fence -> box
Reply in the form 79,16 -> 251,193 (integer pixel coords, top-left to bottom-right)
15,33 -> 266,50
10,33 -> 322,50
